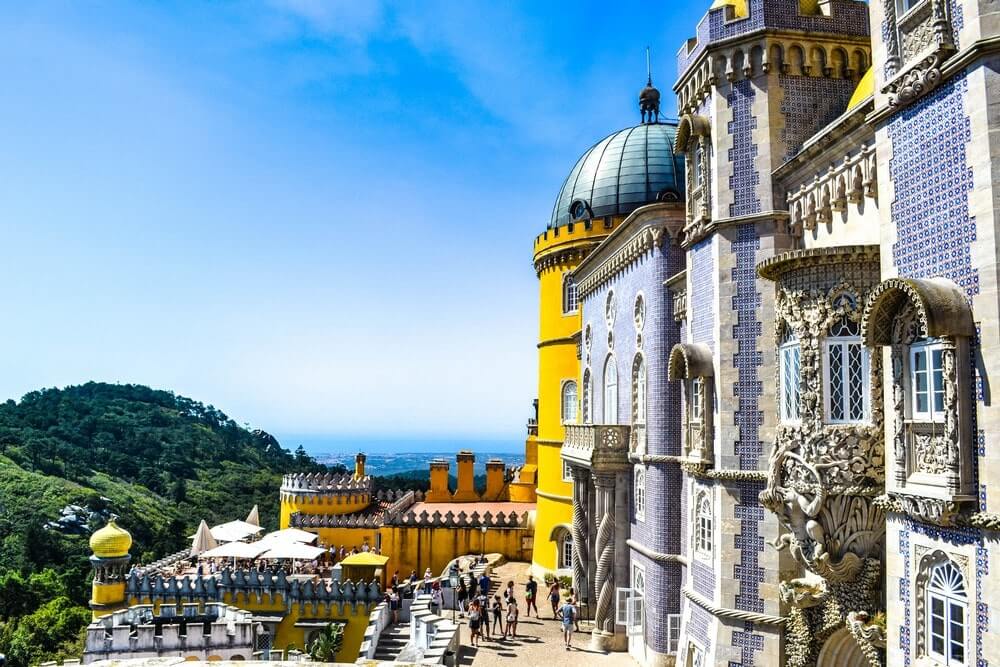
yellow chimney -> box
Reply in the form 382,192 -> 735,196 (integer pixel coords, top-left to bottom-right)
426,458 -> 451,502
453,450 -> 478,501
354,452 -> 367,479
484,459 -> 507,500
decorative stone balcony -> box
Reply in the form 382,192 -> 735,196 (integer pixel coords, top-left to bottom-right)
562,424 -> 631,470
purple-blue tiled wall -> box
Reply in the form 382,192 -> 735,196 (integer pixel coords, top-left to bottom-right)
728,81 -> 761,217
690,237 -> 716,351
778,75 -> 856,160
580,230 -> 684,655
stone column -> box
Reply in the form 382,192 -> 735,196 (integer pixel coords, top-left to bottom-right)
571,467 -> 590,610
591,472 -> 617,650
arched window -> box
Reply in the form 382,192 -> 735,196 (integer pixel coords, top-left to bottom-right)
824,317 -> 869,423
910,338 -> 946,422
779,327 -> 801,422
604,356 -> 619,424
694,491 -> 713,557
925,560 -> 968,665
634,466 -> 646,521
632,356 -> 647,425
563,274 -> 578,314
561,380 -> 578,424
560,535 -> 574,569
582,369 -> 592,424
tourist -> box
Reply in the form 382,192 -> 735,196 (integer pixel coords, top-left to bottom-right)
559,597 -> 577,650
431,581 -> 443,613
502,580 -> 515,605
338,545 -> 346,561
477,591 -> 490,639
568,588 -> 581,631
525,575 -> 539,617
390,570 -> 399,591
491,595 -> 504,636
361,542 -> 370,552
389,589 -> 400,625
468,572 -> 478,599
468,599 -> 483,647
504,596 -> 519,638
423,567 -> 433,594
548,580 -> 561,618
457,580 -> 468,615
478,572 -> 491,599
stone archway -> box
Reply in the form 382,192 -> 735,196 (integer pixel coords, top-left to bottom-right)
816,627 -> 866,667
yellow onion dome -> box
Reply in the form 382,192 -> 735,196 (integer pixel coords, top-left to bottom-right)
90,520 -> 133,558
847,67 -> 874,111
710,0 -> 748,17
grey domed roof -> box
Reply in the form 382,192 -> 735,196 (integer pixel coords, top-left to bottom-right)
550,122 -> 685,229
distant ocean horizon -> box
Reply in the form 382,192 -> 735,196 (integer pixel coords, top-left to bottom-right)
277,434 -> 525,457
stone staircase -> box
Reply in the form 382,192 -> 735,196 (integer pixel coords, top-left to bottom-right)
372,622 -> 412,662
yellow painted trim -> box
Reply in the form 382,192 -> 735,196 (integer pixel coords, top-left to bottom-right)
536,489 -> 573,503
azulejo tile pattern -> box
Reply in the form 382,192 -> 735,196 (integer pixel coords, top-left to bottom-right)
727,82 -> 761,217
730,621 -> 764,667
778,75 -> 856,160
732,225 -> 763,470
690,237 -> 716,351
888,73 -> 978,300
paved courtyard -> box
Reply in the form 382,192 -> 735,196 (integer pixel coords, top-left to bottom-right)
455,561 -> 637,667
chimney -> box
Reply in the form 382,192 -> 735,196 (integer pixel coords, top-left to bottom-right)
354,452 -> 367,479
484,459 -> 506,500
453,450 -> 478,501
426,459 -> 451,502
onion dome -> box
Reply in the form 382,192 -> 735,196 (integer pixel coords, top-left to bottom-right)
550,122 -> 685,229
847,67 -> 874,110
90,519 -> 132,558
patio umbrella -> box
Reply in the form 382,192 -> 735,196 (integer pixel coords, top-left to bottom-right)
245,505 -> 260,527
259,528 -> 318,545
259,542 -> 327,560
190,519 -> 218,556
200,541 -> 269,559
206,520 -> 264,543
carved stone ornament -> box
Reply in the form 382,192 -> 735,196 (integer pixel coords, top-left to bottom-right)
634,293 -> 645,333
889,492 -> 962,526
888,51 -> 945,107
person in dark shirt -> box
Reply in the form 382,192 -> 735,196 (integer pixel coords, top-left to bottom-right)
525,576 -> 539,617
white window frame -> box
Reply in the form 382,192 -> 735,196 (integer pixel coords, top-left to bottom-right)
634,357 -> 647,425
560,535 -> 573,569
561,380 -> 578,424
634,466 -> 646,522
779,337 -> 801,423
694,491 -> 713,558
910,340 -> 946,422
604,355 -> 619,424
616,587 -> 631,626
562,273 -> 578,314
823,327 -> 870,424
925,561 -> 968,666
689,377 -> 703,423
562,459 -> 573,482
667,613 -> 681,655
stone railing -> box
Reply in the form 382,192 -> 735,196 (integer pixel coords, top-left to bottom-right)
383,509 -> 530,529
144,549 -> 192,575
787,144 -> 877,232
383,490 -> 419,520
397,595 -> 460,666
125,567 -> 382,609
280,472 -> 373,494
563,424 -> 631,467
356,601 -> 392,662
290,512 -> 383,529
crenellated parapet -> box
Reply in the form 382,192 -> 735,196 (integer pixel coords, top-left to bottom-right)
383,508 -> 531,529
280,471 -> 373,495
124,567 -> 382,611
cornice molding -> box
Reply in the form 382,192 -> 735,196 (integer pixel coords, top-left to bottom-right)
627,539 -> 688,565
683,587 -> 786,626
681,210 -> 790,248
757,244 -> 880,281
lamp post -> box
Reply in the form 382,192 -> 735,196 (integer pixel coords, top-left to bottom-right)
449,568 -> 460,622
480,525 -> 487,563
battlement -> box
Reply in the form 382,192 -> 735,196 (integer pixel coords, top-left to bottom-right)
675,0 -> 870,82
382,508 -> 531,529
280,471 -> 373,495
125,567 -> 382,607
533,218 -> 617,272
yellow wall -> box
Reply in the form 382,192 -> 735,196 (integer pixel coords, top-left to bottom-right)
91,582 -> 127,620
379,525 -> 530,577
126,593 -> 372,664
529,219 -> 616,573
280,492 -> 371,530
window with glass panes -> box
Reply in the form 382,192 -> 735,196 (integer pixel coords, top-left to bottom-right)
604,356 -> 619,423
690,378 -> 703,422
695,493 -> 712,556
560,536 -> 573,569
824,319 -> 869,423
562,380 -> 578,424
926,561 -> 968,666
563,275 -> 578,313
780,333 -> 801,422
634,357 -> 646,424
911,340 -> 946,421
634,466 -> 646,521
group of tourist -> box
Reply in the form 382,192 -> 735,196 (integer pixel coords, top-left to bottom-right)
465,576 -> 580,651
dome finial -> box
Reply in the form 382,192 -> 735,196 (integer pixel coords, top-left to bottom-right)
639,47 -> 661,125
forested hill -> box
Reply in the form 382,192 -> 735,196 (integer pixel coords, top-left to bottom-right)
0,382 -> 327,667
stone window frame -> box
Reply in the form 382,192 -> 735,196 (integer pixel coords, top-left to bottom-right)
861,277 -> 976,504
634,465 -> 646,522
674,114 -> 712,227
604,354 -> 619,424
669,343 -> 715,466
562,272 -> 579,314
822,316 -> 871,424
881,0 -> 957,107
559,533 -> 574,570
693,488 -> 713,560
631,353 -> 648,453
914,549 -> 970,665
561,379 -> 579,425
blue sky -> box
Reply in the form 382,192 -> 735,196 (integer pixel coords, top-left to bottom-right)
0,1 -> 706,449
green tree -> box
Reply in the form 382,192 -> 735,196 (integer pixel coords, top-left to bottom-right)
307,623 -> 345,662
0,596 -> 90,667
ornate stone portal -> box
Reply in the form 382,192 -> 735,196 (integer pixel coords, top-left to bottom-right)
757,246 -> 886,667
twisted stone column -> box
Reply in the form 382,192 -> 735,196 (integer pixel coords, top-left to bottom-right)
571,467 -> 590,605
592,473 -> 616,636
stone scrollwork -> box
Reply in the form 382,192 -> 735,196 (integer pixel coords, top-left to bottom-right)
888,51 -> 945,108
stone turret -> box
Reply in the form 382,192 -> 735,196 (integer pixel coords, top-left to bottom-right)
89,520 -> 132,620
354,452 -> 366,480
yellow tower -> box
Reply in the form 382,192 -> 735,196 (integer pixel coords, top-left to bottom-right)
89,519 -> 133,620
530,218 -> 614,574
